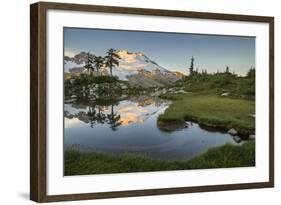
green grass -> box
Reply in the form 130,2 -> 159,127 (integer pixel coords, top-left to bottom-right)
187,140 -> 255,168
158,94 -> 255,135
64,141 -> 255,176
178,72 -> 255,99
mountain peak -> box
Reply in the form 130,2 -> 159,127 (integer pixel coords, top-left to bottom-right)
116,49 -> 145,57
136,52 -> 145,56
64,49 -> 184,86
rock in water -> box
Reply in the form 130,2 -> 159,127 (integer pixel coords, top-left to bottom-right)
232,135 -> 242,143
228,128 -> 238,135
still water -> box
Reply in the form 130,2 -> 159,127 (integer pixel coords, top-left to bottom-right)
64,97 -> 243,160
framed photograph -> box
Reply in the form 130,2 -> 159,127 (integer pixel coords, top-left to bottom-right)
30,2 -> 274,202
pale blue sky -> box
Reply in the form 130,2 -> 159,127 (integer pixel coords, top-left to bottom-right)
64,27 -> 255,76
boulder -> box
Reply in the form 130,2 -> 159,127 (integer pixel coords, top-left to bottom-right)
153,91 -> 161,96
228,128 -> 238,135
64,99 -> 75,103
70,79 -> 75,84
249,135 -> 255,140
89,89 -> 94,95
232,135 -> 242,143
177,89 -> 187,94
121,94 -> 128,98
221,92 -> 229,97
184,121 -> 191,128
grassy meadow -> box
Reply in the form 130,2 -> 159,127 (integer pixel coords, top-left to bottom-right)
65,141 -> 255,175
158,94 -> 255,135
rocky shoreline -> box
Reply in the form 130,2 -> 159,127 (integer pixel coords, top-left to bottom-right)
157,117 -> 255,142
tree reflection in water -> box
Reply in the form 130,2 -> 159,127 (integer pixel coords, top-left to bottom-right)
107,105 -> 122,131
87,106 -> 96,128
65,98 -> 122,131
64,96 -> 168,131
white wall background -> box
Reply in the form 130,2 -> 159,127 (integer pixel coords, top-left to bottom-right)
0,0 -> 279,204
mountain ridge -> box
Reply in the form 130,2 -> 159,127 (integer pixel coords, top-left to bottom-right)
64,50 -> 185,87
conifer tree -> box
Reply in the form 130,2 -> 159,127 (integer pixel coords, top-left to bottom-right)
189,56 -> 194,76
93,56 -> 104,76
226,65 -> 230,74
84,52 -> 94,75
104,48 -> 121,76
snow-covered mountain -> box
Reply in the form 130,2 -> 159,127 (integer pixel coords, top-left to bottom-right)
64,50 -> 185,87
112,50 -> 168,80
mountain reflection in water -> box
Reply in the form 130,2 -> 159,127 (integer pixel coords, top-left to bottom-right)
64,96 -> 243,160
64,97 -> 169,130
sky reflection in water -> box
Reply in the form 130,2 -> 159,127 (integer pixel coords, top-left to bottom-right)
64,97 -> 242,160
